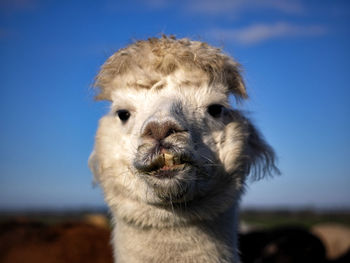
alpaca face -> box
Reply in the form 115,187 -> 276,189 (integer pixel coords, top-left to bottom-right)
89,40 -> 277,227
114,75 -> 240,206
89,68 -> 275,226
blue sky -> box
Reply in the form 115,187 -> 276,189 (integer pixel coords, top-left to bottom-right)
0,0 -> 349,210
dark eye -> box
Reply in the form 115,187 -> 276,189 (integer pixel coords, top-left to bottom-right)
116,110 -> 131,122
207,104 -> 224,118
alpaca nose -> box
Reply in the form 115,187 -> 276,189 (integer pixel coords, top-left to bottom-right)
142,120 -> 184,141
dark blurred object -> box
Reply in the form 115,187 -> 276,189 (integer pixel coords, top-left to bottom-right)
239,225 -> 347,263
0,219 -> 113,263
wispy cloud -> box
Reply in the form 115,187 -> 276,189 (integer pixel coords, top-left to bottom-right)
138,0 -> 304,15
209,22 -> 327,45
188,0 -> 304,15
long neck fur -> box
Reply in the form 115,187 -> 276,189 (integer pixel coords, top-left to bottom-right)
111,205 -> 239,263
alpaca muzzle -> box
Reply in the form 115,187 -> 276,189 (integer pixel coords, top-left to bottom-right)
135,151 -> 190,178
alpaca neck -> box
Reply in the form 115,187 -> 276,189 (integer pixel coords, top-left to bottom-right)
112,205 -> 239,263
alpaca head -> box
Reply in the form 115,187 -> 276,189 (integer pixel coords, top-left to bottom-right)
89,37 -> 277,227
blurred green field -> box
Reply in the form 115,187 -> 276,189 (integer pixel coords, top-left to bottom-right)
240,209 -> 350,229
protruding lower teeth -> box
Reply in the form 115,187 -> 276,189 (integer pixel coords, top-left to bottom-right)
163,153 -> 174,166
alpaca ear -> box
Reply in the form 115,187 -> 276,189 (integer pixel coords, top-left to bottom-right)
224,61 -> 248,100
88,150 -> 102,183
245,122 -> 280,180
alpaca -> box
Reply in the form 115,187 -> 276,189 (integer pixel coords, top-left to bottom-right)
89,36 -> 278,263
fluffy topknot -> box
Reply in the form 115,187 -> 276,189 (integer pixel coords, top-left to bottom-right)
94,35 -> 247,101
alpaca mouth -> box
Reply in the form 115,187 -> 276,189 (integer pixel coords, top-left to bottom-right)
134,150 -> 195,203
145,153 -> 188,178
135,151 -> 192,178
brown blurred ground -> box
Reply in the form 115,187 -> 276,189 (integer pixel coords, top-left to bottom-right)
0,218 -> 113,263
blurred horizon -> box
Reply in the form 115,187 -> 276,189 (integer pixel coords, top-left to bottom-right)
1,203 -> 350,213
1,0 -> 349,211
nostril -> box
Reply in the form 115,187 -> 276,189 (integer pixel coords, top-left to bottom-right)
142,121 -> 184,141
145,129 -> 153,137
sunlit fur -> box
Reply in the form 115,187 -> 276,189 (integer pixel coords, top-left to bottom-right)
89,36 -> 278,263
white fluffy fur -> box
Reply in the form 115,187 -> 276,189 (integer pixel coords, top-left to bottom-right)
89,38 -> 277,263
